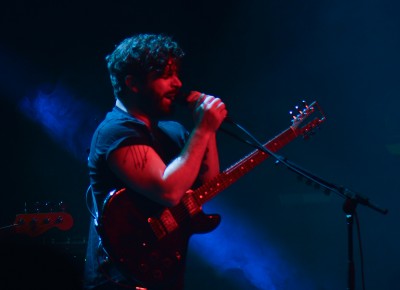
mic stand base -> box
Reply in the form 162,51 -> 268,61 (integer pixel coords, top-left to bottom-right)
343,198 -> 357,290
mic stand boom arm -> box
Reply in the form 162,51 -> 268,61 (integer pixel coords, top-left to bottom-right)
278,157 -> 389,215
225,112 -> 388,215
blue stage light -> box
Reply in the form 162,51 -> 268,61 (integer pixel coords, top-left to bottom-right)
18,83 -> 101,161
190,201 -> 315,290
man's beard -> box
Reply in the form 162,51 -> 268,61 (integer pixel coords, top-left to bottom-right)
140,92 -> 176,120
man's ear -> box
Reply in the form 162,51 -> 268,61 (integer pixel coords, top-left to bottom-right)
125,75 -> 139,93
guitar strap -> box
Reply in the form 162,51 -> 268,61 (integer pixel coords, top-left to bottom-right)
88,185 -> 100,227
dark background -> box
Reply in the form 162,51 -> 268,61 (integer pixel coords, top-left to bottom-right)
1,0 -> 399,289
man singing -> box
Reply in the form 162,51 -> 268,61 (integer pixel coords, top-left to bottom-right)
84,34 -> 227,290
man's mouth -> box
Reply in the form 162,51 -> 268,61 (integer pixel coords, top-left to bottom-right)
165,92 -> 178,101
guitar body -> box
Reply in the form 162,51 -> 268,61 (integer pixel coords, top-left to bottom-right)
99,188 -> 221,288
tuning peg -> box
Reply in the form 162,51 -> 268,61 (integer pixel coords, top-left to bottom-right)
59,201 -> 68,212
44,201 -> 55,212
32,201 -> 42,213
55,216 -> 64,224
290,106 -> 303,119
289,110 -> 298,121
289,104 -> 307,119
294,105 -> 303,115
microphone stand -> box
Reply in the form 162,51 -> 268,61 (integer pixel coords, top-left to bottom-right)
222,118 -> 389,290
344,198 -> 357,290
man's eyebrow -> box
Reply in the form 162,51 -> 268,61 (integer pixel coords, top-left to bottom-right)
163,63 -> 179,75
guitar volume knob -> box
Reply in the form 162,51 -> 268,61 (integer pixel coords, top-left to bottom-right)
175,251 -> 182,261
55,216 -> 63,224
139,262 -> 149,273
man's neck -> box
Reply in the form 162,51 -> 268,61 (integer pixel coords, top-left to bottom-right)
115,99 -> 154,128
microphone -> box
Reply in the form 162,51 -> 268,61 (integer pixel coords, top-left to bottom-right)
175,89 -> 233,123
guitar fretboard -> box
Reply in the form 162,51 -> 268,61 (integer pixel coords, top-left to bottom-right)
192,126 -> 299,205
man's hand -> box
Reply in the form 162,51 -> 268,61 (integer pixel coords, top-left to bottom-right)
187,91 -> 228,132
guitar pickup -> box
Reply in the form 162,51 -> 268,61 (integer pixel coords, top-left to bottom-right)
147,209 -> 179,240
147,217 -> 167,240
159,209 -> 178,233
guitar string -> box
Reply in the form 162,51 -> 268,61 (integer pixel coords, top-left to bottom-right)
168,129 -> 295,225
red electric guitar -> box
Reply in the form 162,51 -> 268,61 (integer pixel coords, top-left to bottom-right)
98,101 -> 326,288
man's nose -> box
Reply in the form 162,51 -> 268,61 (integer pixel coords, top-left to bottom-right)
171,75 -> 182,88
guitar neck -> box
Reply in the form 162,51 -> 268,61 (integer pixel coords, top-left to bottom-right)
192,126 -> 299,205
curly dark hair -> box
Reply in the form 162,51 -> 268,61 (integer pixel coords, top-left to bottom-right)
106,34 -> 185,100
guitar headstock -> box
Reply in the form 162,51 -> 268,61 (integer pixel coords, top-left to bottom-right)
13,201 -> 73,237
14,212 -> 73,237
290,100 -> 326,138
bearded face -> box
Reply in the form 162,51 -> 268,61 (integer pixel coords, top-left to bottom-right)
136,59 -> 182,119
